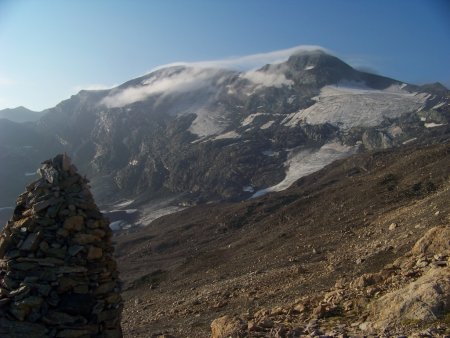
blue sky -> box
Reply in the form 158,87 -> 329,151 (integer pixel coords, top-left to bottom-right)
0,0 -> 449,111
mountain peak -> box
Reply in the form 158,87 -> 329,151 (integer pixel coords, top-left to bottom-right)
286,49 -> 353,73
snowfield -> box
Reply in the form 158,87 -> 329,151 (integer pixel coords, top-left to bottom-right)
283,82 -> 429,129
252,142 -> 356,197
188,108 -> 230,137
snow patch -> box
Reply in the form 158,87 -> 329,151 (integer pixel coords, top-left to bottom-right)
213,131 -> 240,140
129,160 -> 139,166
109,220 -> 126,231
260,121 -> 275,129
252,142 -> 356,197
432,102 -> 445,109
305,65 -> 315,70
262,150 -> 279,157
425,122 -> 445,128
114,200 -> 134,208
283,82 -> 428,129
242,113 -> 265,126
57,136 -> 68,146
188,109 -> 229,137
287,95 -> 296,104
138,206 -> 185,226
402,138 -> 417,145
243,186 -> 254,193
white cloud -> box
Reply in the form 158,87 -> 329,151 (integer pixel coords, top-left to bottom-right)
101,45 -> 327,108
73,83 -> 116,92
241,70 -> 293,88
151,45 -> 328,72
101,67 -> 226,108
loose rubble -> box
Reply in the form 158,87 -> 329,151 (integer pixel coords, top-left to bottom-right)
210,226 -> 450,337
0,154 -> 123,337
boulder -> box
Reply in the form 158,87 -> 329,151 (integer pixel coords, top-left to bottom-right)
211,315 -> 246,338
367,267 -> 450,330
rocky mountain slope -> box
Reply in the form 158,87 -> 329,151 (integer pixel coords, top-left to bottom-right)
115,140 -> 450,337
0,106 -> 43,123
0,49 -> 449,219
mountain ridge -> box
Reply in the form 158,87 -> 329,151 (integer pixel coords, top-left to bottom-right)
0,49 -> 448,223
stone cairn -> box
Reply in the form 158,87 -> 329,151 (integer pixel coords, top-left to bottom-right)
0,154 -> 123,337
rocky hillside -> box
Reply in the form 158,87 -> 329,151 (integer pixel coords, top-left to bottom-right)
114,140 -> 450,337
0,106 -> 43,123
0,49 -> 449,216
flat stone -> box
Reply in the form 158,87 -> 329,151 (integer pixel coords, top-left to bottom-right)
105,293 -> 121,305
68,245 -> 84,256
103,329 -> 122,338
35,217 -> 55,226
59,293 -> 95,317
32,199 -> 52,213
90,229 -> 106,238
87,246 -> 103,260
58,277 -> 78,293
94,281 -> 116,295
9,296 -> 44,320
43,310 -> 87,325
0,236 -> 10,257
17,257 -> 64,266
3,274 -> 20,289
20,231 -> 42,251
11,217 -> 34,230
73,284 -> 89,294
73,233 -> 99,245
63,215 -> 84,232
47,247 -> 67,259
0,298 -> 11,307
57,228 -> 69,238
96,308 -> 122,322
9,285 -> 30,299
39,241 -> 49,252
60,175 -> 81,190
0,317 -> 48,336
3,249 -> 20,260
388,223 -> 398,231
62,154 -> 71,171
58,266 -> 88,274
36,283 -> 52,297
56,328 -> 92,337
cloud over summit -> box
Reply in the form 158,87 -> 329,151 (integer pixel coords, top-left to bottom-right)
101,45 -> 327,108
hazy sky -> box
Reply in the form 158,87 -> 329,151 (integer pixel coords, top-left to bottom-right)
0,0 -> 449,111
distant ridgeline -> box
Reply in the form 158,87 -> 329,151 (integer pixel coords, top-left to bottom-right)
0,154 -> 123,337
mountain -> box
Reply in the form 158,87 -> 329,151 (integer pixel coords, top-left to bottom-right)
0,106 -> 44,122
115,140 -> 450,337
0,49 -> 449,219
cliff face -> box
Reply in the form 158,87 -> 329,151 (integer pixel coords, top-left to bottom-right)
0,154 -> 123,338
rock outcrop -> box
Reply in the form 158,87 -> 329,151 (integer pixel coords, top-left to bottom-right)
0,154 -> 123,337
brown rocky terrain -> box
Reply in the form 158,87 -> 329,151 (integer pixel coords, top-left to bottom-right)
115,140 -> 450,337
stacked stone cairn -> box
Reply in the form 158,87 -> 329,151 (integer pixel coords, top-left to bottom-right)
0,154 -> 123,337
